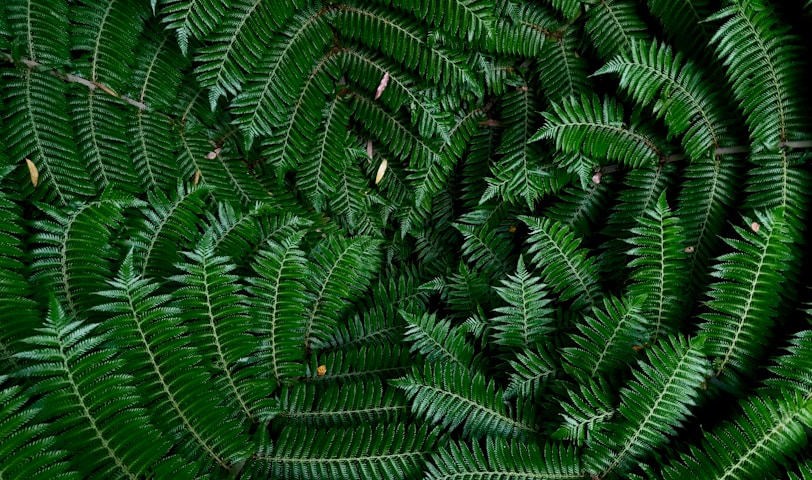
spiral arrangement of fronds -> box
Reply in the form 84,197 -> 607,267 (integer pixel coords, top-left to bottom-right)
2,0 -> 812,479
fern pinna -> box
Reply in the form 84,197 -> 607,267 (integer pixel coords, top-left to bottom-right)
2,0 -> 812,479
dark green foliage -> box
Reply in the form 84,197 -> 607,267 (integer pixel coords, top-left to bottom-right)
2,0 -> 812,478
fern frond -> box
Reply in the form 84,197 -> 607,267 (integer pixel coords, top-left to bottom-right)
563,294 -> 647,382
645,0 -> 717,57
491,1 -> 555,57
676,155 -> 741,292
334,3 -> 482,96
765,329 -> 812,396
71,0 -> 148,92
249,423 -> 436,480
402,310 -> 476,369
534,95 -> 670,169
6,0 -> 70,65
392,362 -> 537,439
315,265 -> 427,351
130,24 -> 186,110
169,231 -> 274,422
486,86 -> 550,207
584,0 -> 649,58
126,183 -> 208,278
547,0 -> 582,19
310,344 -> 412,385
427,437 -> 582,480
30,197 -> 135,319
553,377 -> 617,447
698,208 -> 793,384
303,236 -> 382,349
3,70 -> 96,203
490,256 -> 555,348
277,378 -> 408,428
708,0 -> 810,145
16,298 -> 189,479
545,182 -> 612,237
537,21 -> 593,102
297,98 -> 353,211
624,191 -> 688,340
0,377 -> 78,479
596,39 -> 736,161
194,0 -> 302,107
454,221 -> 512,277
128,110 -> 180,193
230,8 -> 332,148
520,216 -> 602,310
585,335 -> 710,479
93,251 -> 250,474
0,166 -> 38,370
157,0 -> 227,54
504,346 -> 558,400
743,150 -> 809,240
599,163 -> 677,283
70,89 -> 142,196
659,391 -> 812,480
371,0 -> 496,42
246,231 -> 311,383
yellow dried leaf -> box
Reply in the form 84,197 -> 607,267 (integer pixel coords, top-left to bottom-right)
316,365 -> 327,376
193,170 -> 201,186
375,159 -> 388,185
25,158 -> 39,187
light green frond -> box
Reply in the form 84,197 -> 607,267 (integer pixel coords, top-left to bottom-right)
596,39 -> 736,161
491,256 -> 555,348
391,362 -> 537,439
659,391 -> 812,480
563,294 -> 647,382
505,346 -> 558,400
698,208 -> 793,384
169,231 -> 274,422
93,251 -> 250,475
709,0 -> 810,145
585,335 -> 710,479
520,215 -> 602,310
534,95 -> 670,169
454,221 -> 512,277
624,191 -> 689,340
553,377 -> 617,446
402,310 -> 476,369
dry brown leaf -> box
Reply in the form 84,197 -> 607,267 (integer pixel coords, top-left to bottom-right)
751,222 -> 760,233
374,72 -> 390,99
375,158 -> 388,185
316,365 -> 327,376
25,158 -> 39,187
366,140 -> 373,159
193,170 -> 201,186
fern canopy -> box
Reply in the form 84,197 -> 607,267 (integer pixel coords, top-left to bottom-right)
2,0 -> 812,478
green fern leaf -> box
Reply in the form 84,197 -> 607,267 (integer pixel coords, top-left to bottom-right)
491,256 -> 555,348
372,0 -> 496,42
534,95 -> 670,169
246,231 -> 311,383
585,0 -> 649,58
402,310 -> 477,369
392,362 -> 537,439
586,335 -> 710,479
157,0 -> 227,54
624,191 -> 688,340
6,0 -> 70,65
427,437 -> 582,480
520,215 -> 602,310
698,208 -> 793,384
16,298 -> 190,479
